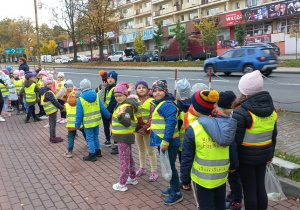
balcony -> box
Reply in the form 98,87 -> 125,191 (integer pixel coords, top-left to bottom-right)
120,14 -> 124,19
145,21 -> 151,26
175,5 -> 182,11
152,0 -> 166,4
136,9 -> 140,15
154,7 -> 173,17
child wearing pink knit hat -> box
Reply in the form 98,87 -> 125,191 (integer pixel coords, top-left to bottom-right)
112,82 -> 140,192
12,70 -> 25,114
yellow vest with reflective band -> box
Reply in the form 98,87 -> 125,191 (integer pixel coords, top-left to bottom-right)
190,120 -> 230,189
178,111 -> 185,151
36,79 -> 44,88
104,87 -> 115,107
65,103 -> 83,128
79,94 -> 102,128
24,83 -> 37,103
150,101 -> 179,139
242,111 -> 277,147
111,103 -> 137,134
140,97 -> 153,123
55,80 -> 64,94
41,91 -> 58,115
13,79 -> 23,94
0,83 -> 9,96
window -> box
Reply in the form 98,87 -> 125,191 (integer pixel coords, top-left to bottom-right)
188,0 -> 194,3
236,2 -> 240,9
162,19 -> 169,26
247,0 -> 258,7
139,4 -> 142,9
246,22 -> 273,37
206,8 -> 219,16
189,13 -> 194,20
146,16 -> 152,22
181,15 -> 185,21
145,2 -> 151,7
220,51 -> 234,58
232,50 -> 245,58
247,49 -> 256,55
140,18 -> 143,24
160,4 -> 168,10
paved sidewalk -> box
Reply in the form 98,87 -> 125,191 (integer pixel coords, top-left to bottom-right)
0,111 -> 300,210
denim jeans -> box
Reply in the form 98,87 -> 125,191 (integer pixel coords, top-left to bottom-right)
84,126 -> 100,154
26,105 -> 37,121
24,99 -> 29,112
197,183 -> 226,210
228,170 -> 243,203
168,146 -> 180,194
68,130 -> 86,152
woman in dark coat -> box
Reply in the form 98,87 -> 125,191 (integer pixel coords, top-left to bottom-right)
18,57 -> 30,74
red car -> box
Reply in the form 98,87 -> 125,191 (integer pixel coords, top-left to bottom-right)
92,54 -> 109,61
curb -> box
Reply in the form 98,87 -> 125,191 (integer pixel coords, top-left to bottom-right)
279,176 -> 300,198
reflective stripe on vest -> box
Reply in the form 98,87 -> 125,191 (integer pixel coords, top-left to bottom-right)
24,83 -> 37,103
66,103 -> 83,128
190,120 -> 229,189
150,101 -> 179,139
111,104 -> 137,134
141,97 -> 153,123
242,111 -> 277,147
79,94 -> 102,128
178,111 -> 185,151
104,87 -> 115,107
0,83 -> 9,95
13,79 -> 23,94
41,91 -> 58,115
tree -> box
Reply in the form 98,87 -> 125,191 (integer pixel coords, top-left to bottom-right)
41,38 -> 50,55
153,21 -> 163,53
235,17 -> 246,46
48,40 -> 58,55
193,16 -> 220,58
174,19 -> 189,60
290,24 -> 300,59
133,31 -> 143,61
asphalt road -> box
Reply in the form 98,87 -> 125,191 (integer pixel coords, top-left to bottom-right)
55,67 -> 300,112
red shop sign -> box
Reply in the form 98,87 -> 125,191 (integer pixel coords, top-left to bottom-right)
225,11 -> 245,26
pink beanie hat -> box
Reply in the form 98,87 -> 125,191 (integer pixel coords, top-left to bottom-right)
19,70 -> 25,76
42,77 -> 53,86
238,70 -> 263,96
114,82 -> 129,96
2,69 -> 9,75
38,69 -> 48,77
13,70 -> 20,76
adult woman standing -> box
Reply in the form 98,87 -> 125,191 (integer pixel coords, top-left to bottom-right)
232,70 -> 278,210
18,57 -> 30,74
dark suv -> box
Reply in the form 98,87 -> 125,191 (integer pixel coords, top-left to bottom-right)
246,43 -> 280,56
123,48 -> 140,62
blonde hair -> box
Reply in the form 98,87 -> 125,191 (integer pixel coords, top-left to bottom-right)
232,93 -> 247,109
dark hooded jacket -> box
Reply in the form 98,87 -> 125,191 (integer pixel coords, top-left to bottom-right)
19,80 -> 40,106
232,91 -> 277,165
111,97 -> 140,144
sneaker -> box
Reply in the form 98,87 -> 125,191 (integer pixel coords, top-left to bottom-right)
112,182 -> 128,192
64,151 -> 73,158
43,123 -> 50,128
83,153 -> 97,162
104,141 -> 111,147
95,149 -> 102,157
126,177 -> 138,185
164,192 -> 183,205
0,117 -> 5,122
229,202 -> 243,210
136,168 -> 146,177
60,118 -> 67,124
40,115 -> 48,120
149,172 -> 158,182
162,189 -> 171,197
56,119 -> 61,123
111,147 -> 118,155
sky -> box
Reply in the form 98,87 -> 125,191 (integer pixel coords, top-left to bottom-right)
0,0 -> 54,25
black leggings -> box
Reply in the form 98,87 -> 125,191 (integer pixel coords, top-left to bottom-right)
239,163 -> 268,210
0,90 -> 3,114
57,99 -> 66,118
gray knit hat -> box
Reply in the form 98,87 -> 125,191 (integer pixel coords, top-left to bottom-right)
64,79 -> 74,87
80,79 -> 92,92
176,79 -> 191,98
191,83 -> 208,95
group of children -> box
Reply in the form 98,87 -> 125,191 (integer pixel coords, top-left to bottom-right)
0,67 -> 278,209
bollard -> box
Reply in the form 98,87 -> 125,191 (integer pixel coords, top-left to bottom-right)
174,69 -> 178,98
208,68 -> 212,90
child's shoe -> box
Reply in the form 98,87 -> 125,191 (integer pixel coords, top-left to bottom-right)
34,117 -> 42,122
40,115 -> 48,120
60,118 -> 67,124
104,140 -> 111,147
229,202 -> 243,210
126,177 -> 138,185
0,116 -> 6,122
164,192 -> 183,205
16,110 -> 20,115
112,183 -> 128,192
95,149 -> 102,157
56,119 -> 61,123
83,153 -> 97,161
43,124 -> 49,128
64,151 -> 73,158
149,172 -> 158,182
136,168 -> 146,177
55,137 -> 63,142
162,189 -> 171,197
111,147 -> 118,155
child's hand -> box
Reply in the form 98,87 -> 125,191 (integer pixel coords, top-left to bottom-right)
160,144 -> 168,151
118,107 -> 127,116
128,83 -> 134,92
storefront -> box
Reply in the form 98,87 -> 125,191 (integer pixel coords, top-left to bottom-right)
118,28 -> 154,50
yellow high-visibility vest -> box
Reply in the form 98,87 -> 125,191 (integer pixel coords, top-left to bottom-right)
65,102 -> 82,128
0,83 -> 9,96
36,79 -> 44,88
190,120 -> 230,189
140,97 -> 153,123
79,94 -> 102,128
111,103 -> 137,135
41,91 -> 58,115
55,80 -> 64,94
178,111 -> 185,151
24,83 -> 37,103
13,79 -> 23,94
242,111 -> 277,147
104,87 -> 115,107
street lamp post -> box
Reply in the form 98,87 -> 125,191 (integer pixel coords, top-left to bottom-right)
34,0 -> 42,68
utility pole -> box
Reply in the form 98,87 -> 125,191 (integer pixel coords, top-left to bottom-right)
34,0 -> 42,68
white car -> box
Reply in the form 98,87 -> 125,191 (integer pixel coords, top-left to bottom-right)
54,57 -> 70,64
107,51 -> 124,62
77,55 -> 90,62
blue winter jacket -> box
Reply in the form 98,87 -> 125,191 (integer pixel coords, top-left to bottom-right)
180,115 -> 238,185
75,90 -> 111,129
150,93 -> 180,147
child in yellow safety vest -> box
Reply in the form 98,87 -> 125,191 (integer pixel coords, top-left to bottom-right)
12,70 -> 25,115
111,82 -> 140,192
62,79 -> 78,102
63,97 -> 86,158
55,72 -> 67,123
40,77 -> 65,143
180,89 -> 238,210
0,70 -> 14,118
134,79 -> 158,181
36,69 -> 47,118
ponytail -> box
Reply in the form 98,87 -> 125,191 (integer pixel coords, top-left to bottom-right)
232,93 -> 246,109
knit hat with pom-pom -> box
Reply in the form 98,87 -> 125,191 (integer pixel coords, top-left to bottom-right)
191,89 -> 219,115
99,70 -> 108,83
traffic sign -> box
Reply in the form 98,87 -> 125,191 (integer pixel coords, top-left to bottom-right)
4,48 -> 25,54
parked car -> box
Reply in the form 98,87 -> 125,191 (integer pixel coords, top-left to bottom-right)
141,50 -> 159,62
92,53 -> 109,61
77,55 -> 90,62
107,51 -> 124,62
160,34 -> 217,61
107,49 -> 140,62
246,42 -> 280,56
203,46 -> 278,76
54,56 -> 71,64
